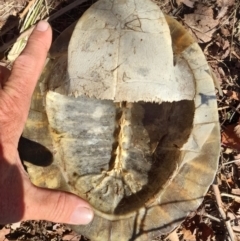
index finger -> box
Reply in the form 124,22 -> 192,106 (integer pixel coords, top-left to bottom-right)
4,21 -> 52,106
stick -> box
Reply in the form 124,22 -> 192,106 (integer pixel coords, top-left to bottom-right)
212,184 -> 237,241
19,0 -> 37,19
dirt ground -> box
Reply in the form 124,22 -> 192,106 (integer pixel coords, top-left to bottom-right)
0,0 -> 240,240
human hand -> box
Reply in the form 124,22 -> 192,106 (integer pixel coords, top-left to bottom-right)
0,21 -> 93,225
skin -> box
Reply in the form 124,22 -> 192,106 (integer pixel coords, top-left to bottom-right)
0,21 -> 93,225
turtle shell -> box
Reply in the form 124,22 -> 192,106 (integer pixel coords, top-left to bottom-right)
20,0 -> 220,240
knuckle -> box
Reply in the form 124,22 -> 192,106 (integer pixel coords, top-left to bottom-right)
0,99 -> 24,142
14,54 -> 36,74
10,55 -> 38,97
28,36 -> 49,54
0,94 -> 21,120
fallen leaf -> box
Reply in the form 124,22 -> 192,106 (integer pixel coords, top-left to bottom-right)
197,222 -> 214,241
216,0 -> 235,19
235,20 -> 240,42
62,232 -> 81,241
222,90 -> 240,101
176,0 -> 195,8
0,226 -> 11,241
231,188 -> 240,195
184,4 -> 219,42
205,36 -> 230,60
166,229 -> 180,241
220,26 -> 231,37
235,124 -> 240,138
222,124 -> 240,151
227,212 -> 240,232
10,222 -> 21,230
182,228 -> 196,241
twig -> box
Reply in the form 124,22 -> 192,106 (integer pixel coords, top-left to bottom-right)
232,50 -> 240,60
0,0 -> 88,53
198,212 -> 221,222
212,184 -> 237,241
207,56 -> 232,78
229,7 -> 237,61
212,184 -> 226,219
228,103 -> 240,115
222,159 -> 240,166
218,106 -> 232,111
226,218 -> 237,241
44,0 -> 49,15
19,0 -> 37,19
221,193 -> 240,199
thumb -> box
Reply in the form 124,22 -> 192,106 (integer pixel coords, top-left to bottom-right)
23,179 -> 94,225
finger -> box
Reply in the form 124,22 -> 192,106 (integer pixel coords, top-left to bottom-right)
4,21 -> 52,112
23,180 -> 94,225
0,66 -> 10,88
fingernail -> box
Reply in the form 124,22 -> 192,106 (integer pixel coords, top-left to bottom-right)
36,21 -> 49,32
70,207 -> 94,225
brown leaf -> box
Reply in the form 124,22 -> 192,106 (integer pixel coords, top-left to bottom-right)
216,0 -> 235,6
216,0 -> 235,19
184,4 -> 219,42
223,90 -> 240,101
0,226 -> 11,241
62,232 -> 81,241
222,124 -> 240,151
166,229 -> 180,241
229,200 -> 240,213
176,0 -> 195,8
231,188 -> 240,195
205,36 -> 230,60
220,26 -> 231,37
235,124 -> 240,138
235,20 -> 240,42
183,215 -> 201,234
227,212 -> 240,232
182,228 -> 196,241
197,222 -> 214,241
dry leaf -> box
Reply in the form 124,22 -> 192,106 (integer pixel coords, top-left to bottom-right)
221,26 -> 231,36
234,124 -> 240,138
223,90 -> 240,101
62,233 -> 81,241
216,0 -> 235,19
227,212 -> 240,232
231,188 -> 240,195
204,36 -> 230,60
176,0 -> 195,8
182,228 -> 196,241
0,226 -> 11,241
222,124 -> 240,151
235,20 -> 240,42
197,222 -> 214,241
226,176 -> 234,186
10,222 -> 21,230
184,4 -> 219,42
165,229 -> 180,241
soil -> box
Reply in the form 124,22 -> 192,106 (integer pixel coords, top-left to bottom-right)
0,0 -> 240,240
